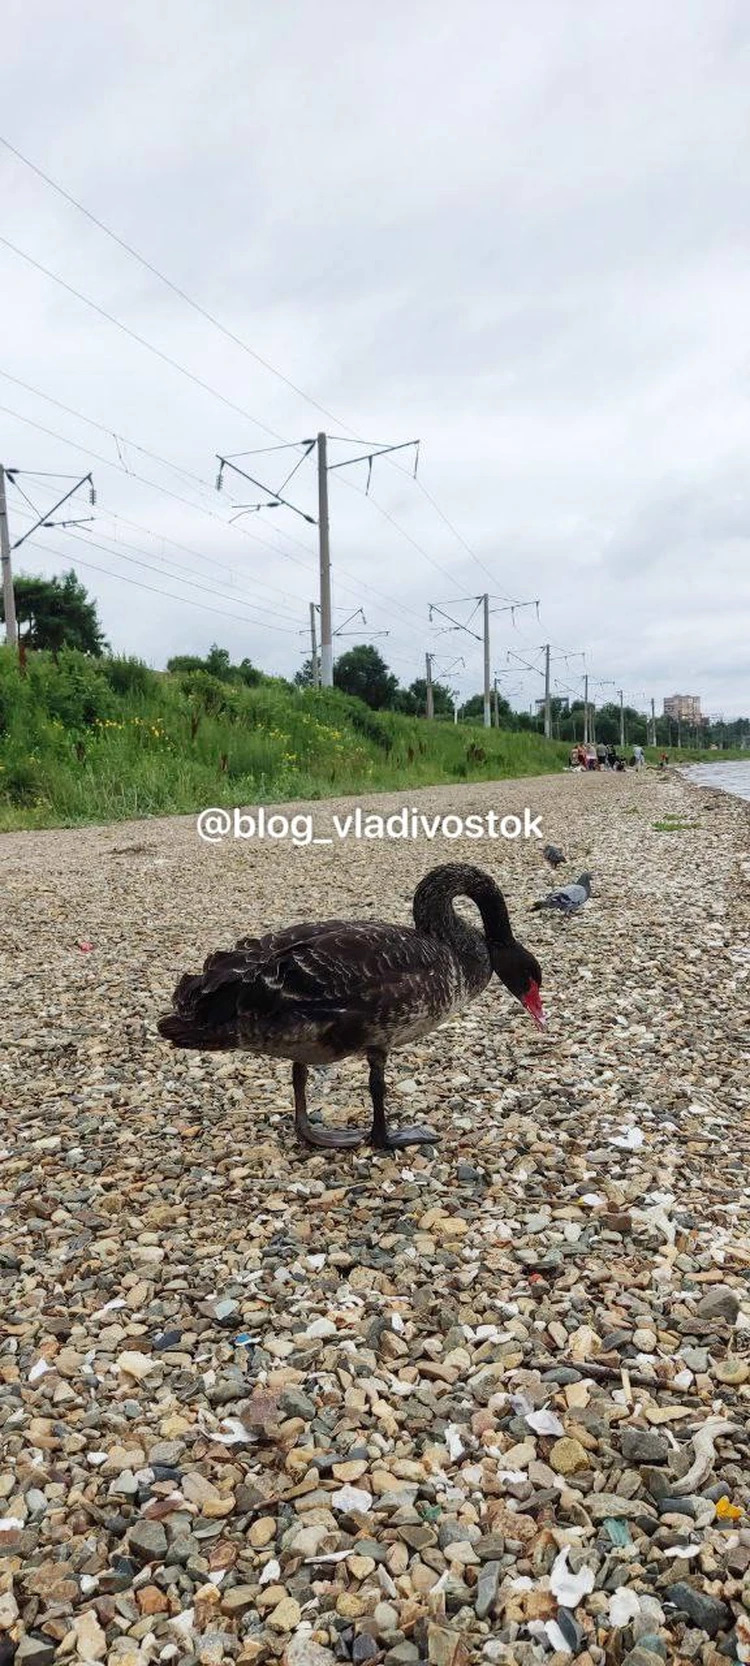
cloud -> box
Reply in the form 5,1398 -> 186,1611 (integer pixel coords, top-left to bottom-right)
1,0 -> 749,716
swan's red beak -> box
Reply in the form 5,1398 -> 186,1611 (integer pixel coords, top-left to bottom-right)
522,981 -> 547,1029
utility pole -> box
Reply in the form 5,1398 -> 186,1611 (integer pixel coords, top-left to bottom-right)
430,594 -> 538,732
1,466 -> 95,650
583,673 -> 589,746
316,433 -> 333,688
543,644 -> 551,739
618,688 -> 625,749
482,593 -> 491,729
217,433 -> 417,693
309,602 -> 320,687
425,652 -> 434,720
0,466 -> 17,648
493,676 -> 499,728
650,697 -> 656,747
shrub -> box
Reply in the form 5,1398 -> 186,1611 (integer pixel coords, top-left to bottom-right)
0,754 -> 45,805
100,656 -> 158,698
27,649 -> 116,729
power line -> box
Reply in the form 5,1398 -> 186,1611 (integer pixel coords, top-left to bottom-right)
0,136 -> 537,606
0,369 -> 229,503
0,134 -> 351,434
0,398 -> 316,574
10,507 -> 301,632
0,233 -> 287,442
0,386 -> 431,635
28,537 -> 294,628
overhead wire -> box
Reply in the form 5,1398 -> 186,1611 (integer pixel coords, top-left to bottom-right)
0,388 -> 432,639
9,504 -> 301,631
27,539 -> 297,629
0,234 -> 287,443
0,135 -> 527,604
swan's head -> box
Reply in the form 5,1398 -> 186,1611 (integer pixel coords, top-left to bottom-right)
492,940 -> 546,1028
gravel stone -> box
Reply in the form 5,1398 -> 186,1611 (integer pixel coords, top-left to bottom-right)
1,772 -> 748,1666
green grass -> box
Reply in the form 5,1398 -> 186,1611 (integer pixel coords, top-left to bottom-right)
0,648 -> 573,831
652,816 -> 701,832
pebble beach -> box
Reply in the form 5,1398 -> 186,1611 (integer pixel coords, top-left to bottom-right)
1,767 -> 749,1666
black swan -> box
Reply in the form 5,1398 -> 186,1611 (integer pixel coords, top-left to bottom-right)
157,862 -> 545,1152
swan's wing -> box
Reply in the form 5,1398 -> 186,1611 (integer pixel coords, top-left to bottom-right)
162,922 -> 455,1039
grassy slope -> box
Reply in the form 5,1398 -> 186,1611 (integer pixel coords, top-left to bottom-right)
2,648 -> 743,832
1,648 -> 575,831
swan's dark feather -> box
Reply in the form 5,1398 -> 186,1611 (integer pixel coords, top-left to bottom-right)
159,918 -> 489,1063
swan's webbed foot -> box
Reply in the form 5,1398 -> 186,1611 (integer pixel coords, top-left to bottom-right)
366,1048 -> 440,1151
292,1063 -> 366,1150
370,1122 -> 440,1150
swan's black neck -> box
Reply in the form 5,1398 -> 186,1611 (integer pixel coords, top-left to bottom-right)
412,863 -> 514,950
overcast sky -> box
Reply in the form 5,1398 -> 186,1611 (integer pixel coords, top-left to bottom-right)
2,0 -> 749,717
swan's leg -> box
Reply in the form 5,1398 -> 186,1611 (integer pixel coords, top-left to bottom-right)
292,1063 -> 365,1150
366,1049 -> 439,1150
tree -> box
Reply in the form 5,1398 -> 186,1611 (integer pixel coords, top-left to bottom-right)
333,644 -> 398,709
392,687 -> 418,715
408,677 -> 454,718
167,644 -> 261,686
294,657 -> 316,688
3,570 -> 107,655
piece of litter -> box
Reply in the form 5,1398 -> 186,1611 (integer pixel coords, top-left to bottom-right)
716,1496 -> 743,1521
550,1546 -> 595,1608
212,1418 -> 252,1445
609,1588 -> 643,1627
662,1543 -> 701,1558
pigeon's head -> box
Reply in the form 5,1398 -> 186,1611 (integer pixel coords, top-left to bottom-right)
492,939 -> 546,1028
577,872 -> 593,891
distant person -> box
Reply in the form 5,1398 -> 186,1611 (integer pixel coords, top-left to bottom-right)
633,744 -> 645,769
596,742 -> 607,768
586,746 -> 597,771
659,751 -> 669,769
606,745 -> 617,769
575,745 -> 587,769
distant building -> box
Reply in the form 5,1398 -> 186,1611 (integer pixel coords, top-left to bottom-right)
663,694 -> 705,725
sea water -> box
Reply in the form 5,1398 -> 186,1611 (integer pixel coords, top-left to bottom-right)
683,759 -> 750,803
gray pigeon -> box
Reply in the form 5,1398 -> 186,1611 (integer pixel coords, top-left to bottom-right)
542,844 -> 566,869
532,872 -> 592,915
